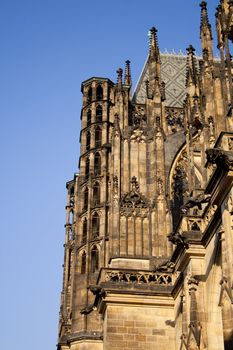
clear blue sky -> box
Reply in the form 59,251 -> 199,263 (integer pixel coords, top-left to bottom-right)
0,1 -> 219,349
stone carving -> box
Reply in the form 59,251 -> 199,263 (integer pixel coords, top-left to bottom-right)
154,260 -> 175,273
228,137 -> 233,150
181,193 -> 211,213
157,177 -> 163,195
113,175 -> 118,194
165,107 -> 184,133
168,232 -> 189,249
206,147 -> 233,170
219,276 -> 233,306
120,176 -> 149,216
131,105 -> 147,127
188,276 -> 199,291
104,270 -> 173,285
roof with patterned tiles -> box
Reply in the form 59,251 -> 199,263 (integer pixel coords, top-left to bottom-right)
133,52 -> 200,108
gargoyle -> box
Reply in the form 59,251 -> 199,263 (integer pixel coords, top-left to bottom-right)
181,193 -> 211,213
168,232 -> 189,249
206,148 -> 233,170
155,260 -> 175,273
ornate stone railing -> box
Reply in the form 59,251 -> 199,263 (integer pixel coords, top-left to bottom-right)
99,268 -> 177,286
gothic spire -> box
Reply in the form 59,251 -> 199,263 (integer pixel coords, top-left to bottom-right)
186,45 -> 198,89
200,1 -> 213,61
124,60 -> 132,86
149,27 -> 160,60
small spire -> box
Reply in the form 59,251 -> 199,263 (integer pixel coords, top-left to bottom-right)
200,1 -> 212,39
149,27 -> 159,59
186,45 -> 198,87
124,60 -> 132,86
116,68 -> 123,90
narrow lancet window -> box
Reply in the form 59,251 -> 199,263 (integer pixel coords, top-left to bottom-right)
85,157 -> 90,178
83,188 -> 88,211
93,182 -> 100,205
87,109 -> 92,126
92,212 -> 100,238
95,126 -> 102,147
86,131 -> 91,151
87,86 -> 92,103
81,251 -> 86,274
91,245 -> 99,273
94,152 -> 101,176
82,218 -> 87,243
96,105 -> 102,123
96,85 -> 103,100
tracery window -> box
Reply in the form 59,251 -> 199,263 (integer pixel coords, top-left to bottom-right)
92,212 -> 100,238
82,218 -> 87,243
95,126 -> 102,147
93,182 -> 100,205
86,131 -> 91,151
87,109 -> 92,126
96,85 -> 103,100
83,188 -> 88,211
81,251 -> 86,274
96,105 -> 102,123
90,245 -> 99,273
94,152 -> 101,176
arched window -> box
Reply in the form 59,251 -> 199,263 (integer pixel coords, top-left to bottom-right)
95,126 -> 102,147
85,157 -> 90,178
96,105 -> 102,123
82,218 -> 87,243
87,109 -> 92,126
83,188 -> 88,211
96,85 -> 103,100
92,212 -> 100,238
81,251 -> 86,274
87,86 -> 92,103
91,245 -> 99,273
94,152 -> 101,176
93,182 -> 100,205
86,131 -> 91,151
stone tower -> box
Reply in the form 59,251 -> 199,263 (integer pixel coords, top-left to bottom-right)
58,1 -> 233,349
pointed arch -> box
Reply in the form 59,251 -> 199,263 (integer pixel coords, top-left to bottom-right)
90,245 -> 99,273
87,109 -> 92,126
96,85 -> 103,100
82,218 -> 87,243
94,152 -> 101,176
93,182 -> 100,205
81,251 -> 86,274
87,86 -> 92,103
96,105 -> 102,123
85,157 -> 90,178
92,212 -> 100,238
95,126 -> 102,147
86,131 -> 91,151
83,187 -> 88,211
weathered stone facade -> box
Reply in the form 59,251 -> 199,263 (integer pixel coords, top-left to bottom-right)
57,1 -> 233,349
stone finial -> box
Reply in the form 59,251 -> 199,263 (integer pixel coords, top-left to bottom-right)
124,60 -> 132,86
186,45 -> 198,87
116,68 -> 123,90
149,26 -> 160,59
200,1 -> 213,40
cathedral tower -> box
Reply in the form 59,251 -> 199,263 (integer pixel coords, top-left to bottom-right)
58,1 -> 233,349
